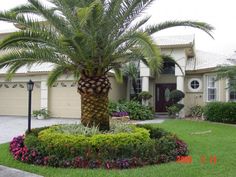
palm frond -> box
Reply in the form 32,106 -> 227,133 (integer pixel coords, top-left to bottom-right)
48,65 -> 71,86
113,67 -> 123,83
129,31 -> 163,75
161,54 -> 184,75
145,21 -> 214,38
28,0 -> 73,37
0,0 -> 214,82
9,4 -> 39,15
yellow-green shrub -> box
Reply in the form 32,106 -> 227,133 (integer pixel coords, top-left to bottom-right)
38,126 -> 150,159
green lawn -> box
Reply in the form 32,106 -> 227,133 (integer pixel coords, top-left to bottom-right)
0,120 -> 236,177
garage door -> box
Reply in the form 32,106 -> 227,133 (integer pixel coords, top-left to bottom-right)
48,81 -> 81,118
0,82 -> 41,116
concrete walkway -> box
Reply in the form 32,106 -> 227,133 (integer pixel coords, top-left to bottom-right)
0,116 -> 165,177
0,165 -> 43,177
133,119 -> 165,124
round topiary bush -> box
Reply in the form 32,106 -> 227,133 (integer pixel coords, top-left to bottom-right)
10,123 -> 188,169
169,90 -> 185,103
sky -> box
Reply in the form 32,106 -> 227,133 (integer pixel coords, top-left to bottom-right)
0,0 -> 235,56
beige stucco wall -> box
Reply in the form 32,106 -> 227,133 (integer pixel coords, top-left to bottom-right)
218,79 -> 227,102
184,73 -> 228,116
108,76 -> 127,101
184,93 -> 204,116
184,75 -> 204,116
155,74 -> 176,84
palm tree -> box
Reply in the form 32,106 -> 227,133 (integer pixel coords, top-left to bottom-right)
0,0 -> 213,130
123,61 -> 140,99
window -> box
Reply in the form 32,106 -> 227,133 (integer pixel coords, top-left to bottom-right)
229,78 -> 236,101
162,61 -> 175,74
188,78 -> 202,92
207,76 -> 217,101
191,80 -> 200,89
229,90 -> 236,101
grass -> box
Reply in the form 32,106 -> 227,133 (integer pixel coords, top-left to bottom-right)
0,120 -> 236,177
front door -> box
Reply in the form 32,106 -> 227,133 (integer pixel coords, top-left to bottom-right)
155,84 -> 176,112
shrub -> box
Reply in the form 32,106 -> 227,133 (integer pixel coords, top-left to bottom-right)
32,108 -> 50,119
166,90 -> 185,118
10,125 -> 188,169
137,124 -> 171,139
138,91 -> 152,101
190,105 -> 204,118
110,121 -> 133,133
109,100 -> 154,120
204,102 -> 236,123
169,90 -> 185,103
166,105 -> 180,117
166,104 -> 184,118
123,101 -> 154,120
54,124 -> 100,136
38,125 -> 150,159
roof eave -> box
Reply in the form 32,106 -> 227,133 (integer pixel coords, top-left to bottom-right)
159,42 -> 193,49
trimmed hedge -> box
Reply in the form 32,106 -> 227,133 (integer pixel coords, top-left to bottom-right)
37,125 -> 150,159
10,125 -> 188,169
204,102 -> 236,123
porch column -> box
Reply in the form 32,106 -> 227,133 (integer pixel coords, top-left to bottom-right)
127,77 -> 131,100
40,80 -> 48,110
226,79 -> 229,102
176,75 -> 185,118
140,61 -> 151,106
141,76 -> 149,106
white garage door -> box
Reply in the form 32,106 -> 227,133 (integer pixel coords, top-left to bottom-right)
48,81 -> 81,118
0,82 -> 41,116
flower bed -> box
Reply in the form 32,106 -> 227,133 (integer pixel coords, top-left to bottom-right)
10,124 -> 188,169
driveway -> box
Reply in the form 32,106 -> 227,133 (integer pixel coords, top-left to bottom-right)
0,116 -> 80,144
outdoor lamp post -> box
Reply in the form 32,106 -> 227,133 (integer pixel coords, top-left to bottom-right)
27,80 -> 34,132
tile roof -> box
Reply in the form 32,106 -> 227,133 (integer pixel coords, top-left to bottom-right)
186,50 -> 233,71
0,28 -> 19,34
154,34 -> 195,47
0,63 -> 54,74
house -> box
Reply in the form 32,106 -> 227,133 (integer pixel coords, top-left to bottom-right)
0,29 -> 127,118
0,30 -> 235,118
138,35 -> 236,117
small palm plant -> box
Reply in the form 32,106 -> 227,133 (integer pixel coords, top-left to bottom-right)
0,0 -> 214,130
123,61 -> 140,99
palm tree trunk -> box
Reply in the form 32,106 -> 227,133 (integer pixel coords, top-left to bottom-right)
132,79 -> 138,99
77,75 -> 111,131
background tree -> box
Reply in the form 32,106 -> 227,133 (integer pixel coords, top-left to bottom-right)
0,0 -> 213,130
217,65 -> 236,89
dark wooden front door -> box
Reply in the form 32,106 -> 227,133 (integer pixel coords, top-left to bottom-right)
155,84 -> 176,112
